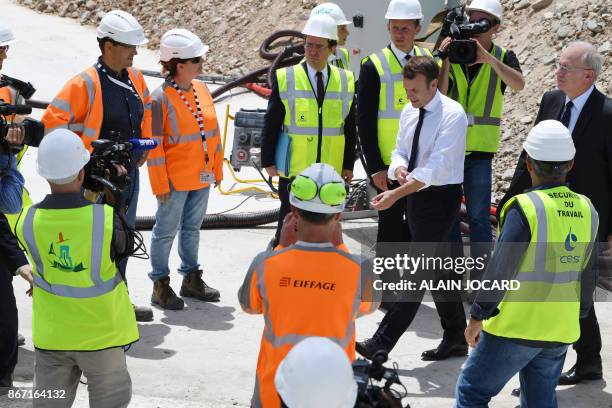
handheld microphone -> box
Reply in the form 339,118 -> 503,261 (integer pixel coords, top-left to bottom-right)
128,138 -> 158,151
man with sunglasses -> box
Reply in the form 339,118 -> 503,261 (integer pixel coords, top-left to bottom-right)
42,9 -> 153,322
500,41 -> 612,388
238,163 -> 377,408
437,0 -> 525,286
261,13 -> 356,249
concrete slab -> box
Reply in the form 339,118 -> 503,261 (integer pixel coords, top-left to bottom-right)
1,1 -> 611,408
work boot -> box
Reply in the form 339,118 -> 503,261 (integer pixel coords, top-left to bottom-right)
151,277 -> 185,310
17,333 -> 25,346
133,304 -> 154,321
180,270 -> 220,302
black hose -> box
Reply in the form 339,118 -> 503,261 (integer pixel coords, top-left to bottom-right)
136,208 -> 279,231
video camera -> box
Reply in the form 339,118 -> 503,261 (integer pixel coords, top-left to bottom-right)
441,7 -> 492,65
83,133 -> 157,205
353,350 -> 409,408
0,75 -> 44,154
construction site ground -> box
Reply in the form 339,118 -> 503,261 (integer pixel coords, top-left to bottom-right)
1,1 -> 611,407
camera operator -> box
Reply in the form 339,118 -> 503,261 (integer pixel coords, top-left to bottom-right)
0,121 -> 34,393
41,10 -> 153,322
437,0 -> 524,281
275,337 -> 358,408
14,129 -> 138,407
1,21 -> 45,227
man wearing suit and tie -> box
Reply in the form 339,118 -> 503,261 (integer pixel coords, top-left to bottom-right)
500,41 -> 612,386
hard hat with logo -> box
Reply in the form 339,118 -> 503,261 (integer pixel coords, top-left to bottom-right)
37,129 -> 90,184
275,337 -> 357,408
302,13 -> 338,41
290,163 -> 347,214
385,0 -> 424,20
311,3 -> 352,26
97,10 -> 148,46
523,120 -> 575,162
160,29 -> 209,62
0,22 -> 16,47
467,0 -> 503,23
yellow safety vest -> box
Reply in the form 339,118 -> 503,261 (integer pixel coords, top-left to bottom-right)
365,46 -> 435,165
332,47 -> 351,70
449,44 -> 506,154
277,63 -> 354,177
16,204 -> 139,351
483,186 -> 598,343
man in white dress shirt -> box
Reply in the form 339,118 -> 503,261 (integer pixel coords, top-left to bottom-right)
357,56 -> 470,361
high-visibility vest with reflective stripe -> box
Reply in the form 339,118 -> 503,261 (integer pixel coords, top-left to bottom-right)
277,64 -> 354,178
42,65 -> 153,152
147,80 -> 223,196
15,204 -> 139,351
365,46 -> 434,165
449,45 -> 506,154
0,86 -> 32,228
332,47 -> 351,70
238,244 -> 377,408
483,186 -> 598,343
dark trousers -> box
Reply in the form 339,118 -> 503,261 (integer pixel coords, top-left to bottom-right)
374,184 -> 467,349
376,180 -> 411,244
0,271 -> 18,386
574,304 -> 602,366
273,177 -> 292,246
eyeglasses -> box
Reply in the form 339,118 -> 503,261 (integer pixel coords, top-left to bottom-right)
188,56 -> 202,64
555,62 -> 591,73
290,175 -> 347,206
304,42 -> 326,51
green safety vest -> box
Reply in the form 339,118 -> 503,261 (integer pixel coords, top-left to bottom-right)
277,63 -> 354,177
332,47 -> 351,71
16,204 -> 139,351
365,46 -> 434,165
483,186 -> 598,343
449,44 -> 506,154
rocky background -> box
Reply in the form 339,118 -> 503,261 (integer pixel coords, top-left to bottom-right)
14,0 -> 612,202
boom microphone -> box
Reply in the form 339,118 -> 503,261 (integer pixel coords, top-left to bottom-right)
128,138 -> 158,151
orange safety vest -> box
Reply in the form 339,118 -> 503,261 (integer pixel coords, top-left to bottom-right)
41,65 -> 152,151
146,80 -> 223,195
0,86 -> 12,104
238,242 -> 378,408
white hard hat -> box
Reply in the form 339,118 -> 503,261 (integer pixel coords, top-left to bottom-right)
302,13 -> 339,41
275,337 -> 357,408
160,29 -> 209,62
97,10 -> 148,46
467,0 -> 503,23
290,163 -> 347,214
0,22 -> 16,47
385,0 -> 424,20
37,129 -> 90,184
523,120 -> 576,162
311,3 -> 352,26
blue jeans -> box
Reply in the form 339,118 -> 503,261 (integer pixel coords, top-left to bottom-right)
117,166 -> 140,278
148,187 -> 210,282
455,332 -> 568,408
450,158 -> 493,280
